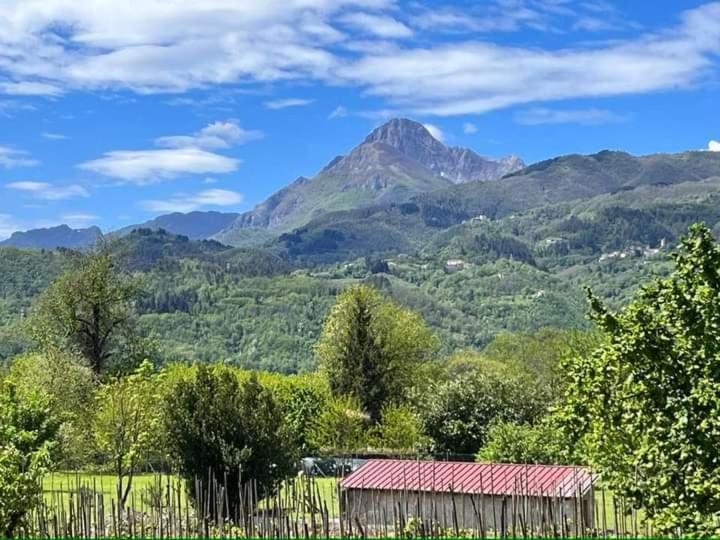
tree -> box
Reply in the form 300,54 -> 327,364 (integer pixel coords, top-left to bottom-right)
476,418 -> 572,465
93,360 -> 162,508
26,249 -> 152,374
480,328 -> 601,396
164,366 -> 297,509
5,352 -> 96,469
372,404 -> 430,454
0,382 -> 59,538
316,285 -> 437,421
307,395 -> 370,453
559,224 -> 720,534
417,371 -> 549,456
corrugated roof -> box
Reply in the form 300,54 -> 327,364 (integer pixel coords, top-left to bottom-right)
340,460 -> 593,498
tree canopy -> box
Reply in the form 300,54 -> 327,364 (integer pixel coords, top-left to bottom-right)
164,365 -> 297,508
316,284 -> 437,421
560,223 -> 720,534
26,249 -> 151,374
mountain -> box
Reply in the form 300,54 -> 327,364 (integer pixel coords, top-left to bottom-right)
215,119 -> 523,243
414,149 -> 720,223
115,211 -> 240,240
0,225 -> 102,249
270,149 -> 720,263
362,118 -> 523,183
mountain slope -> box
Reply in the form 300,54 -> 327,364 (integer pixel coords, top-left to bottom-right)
268,150 -> 720,263
115,211 -> 240,240
415,149 -> 720,222
0,225 -> 102,249
216,119 -> 522,242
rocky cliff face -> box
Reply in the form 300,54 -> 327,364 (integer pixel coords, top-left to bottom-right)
347,118 -> 523,183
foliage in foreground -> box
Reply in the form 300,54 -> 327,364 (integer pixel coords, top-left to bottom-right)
0,383 -> 58,538
560,224 -> 720,534
164,365 -> 298,508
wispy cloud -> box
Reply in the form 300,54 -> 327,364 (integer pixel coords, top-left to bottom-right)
463,122 -> 477,134
0,81 -> 62,96
6,181 -> 89,200
422,123 -> 444,142
514,107 -> 626,125
339,12 -> 413,38
156,120 -> 263,149
264,98 -> 315,110
339,2 -> 720,116
140,189 -> 243,213
79,148 -> 239,184
329,105 -> 348,119
42,132 -> 67,140
0,146 -> 37,168
79,120 -> 259,183
0,1 -> 715,119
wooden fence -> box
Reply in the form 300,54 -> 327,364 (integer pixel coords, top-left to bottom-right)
18,472 -> 659,538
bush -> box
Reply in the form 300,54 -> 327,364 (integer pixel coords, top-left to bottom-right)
164,365 -> 297,508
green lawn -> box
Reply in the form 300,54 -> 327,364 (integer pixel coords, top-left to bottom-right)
42,472 -> 183,510
42,472 -> 338,515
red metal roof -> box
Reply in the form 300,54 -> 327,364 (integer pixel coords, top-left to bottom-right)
340,460 -> 593,498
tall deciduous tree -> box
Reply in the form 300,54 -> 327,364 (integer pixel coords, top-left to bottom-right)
164,366 -> 297,509
560,224 -> 720,534
316,285 -> 437,421
26,249 -> 152,374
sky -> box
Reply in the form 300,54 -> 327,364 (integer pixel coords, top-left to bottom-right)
1,0 -> 719,238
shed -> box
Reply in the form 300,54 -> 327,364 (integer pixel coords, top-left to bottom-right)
340,459 -> 595,535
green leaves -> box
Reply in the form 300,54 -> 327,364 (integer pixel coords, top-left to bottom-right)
560,223 -> 720,534
0,381 -> 59,537
316,284 -> 437,422
164,365 -> 298,508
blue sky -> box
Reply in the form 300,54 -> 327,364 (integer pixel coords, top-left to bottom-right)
1,0 -> 719,238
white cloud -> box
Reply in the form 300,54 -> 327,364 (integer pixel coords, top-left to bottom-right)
463,122 -> 477,134
80,120 -> 259,183
0,81 -> 62,96
42,132 -> 67,140
264,98 -> 314,109
339,12 -> 413,38
339,2 -> 720,115
514,107 -> 626,125
329,105 -> 348,119
79,148 -> 239,184
6,181 -> 89,200
0,0 -> 716,118
422,123 -> 444,142
708,140 -> 720,152
140,189 -> 243,213
0,0 -> 389,94
0,146 -> 37,168
155,120 -> 262,149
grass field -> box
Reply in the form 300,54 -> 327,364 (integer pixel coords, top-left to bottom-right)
42,472 -> 339,513
42,472 -> 182,509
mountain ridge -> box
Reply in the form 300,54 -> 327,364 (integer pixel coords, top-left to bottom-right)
0,225 -> 103,250
214,118 -> 524,242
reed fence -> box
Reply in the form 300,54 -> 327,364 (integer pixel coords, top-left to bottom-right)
16,470 -> 663,538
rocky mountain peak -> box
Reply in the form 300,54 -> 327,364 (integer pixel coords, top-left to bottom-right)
364,118 -> 443,150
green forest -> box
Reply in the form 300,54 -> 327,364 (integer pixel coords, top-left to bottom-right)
2,223 -> 720,535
